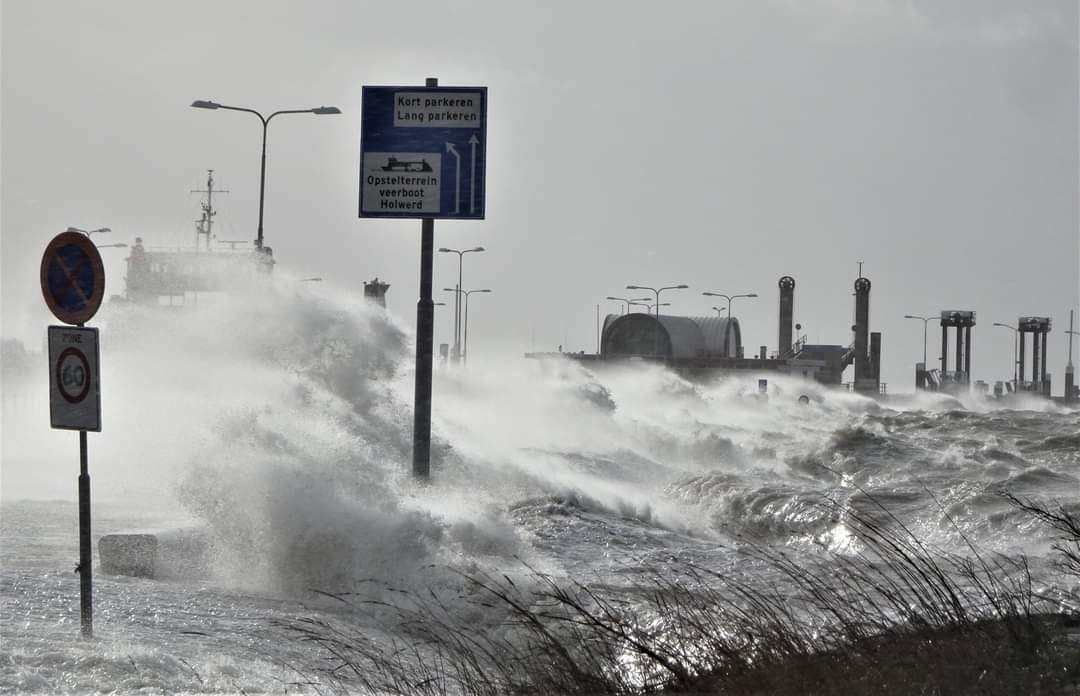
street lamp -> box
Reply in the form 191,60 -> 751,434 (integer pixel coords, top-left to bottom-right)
606,295 -> 650,314
647,302 -> 671,313
461,288 -> 491,365
627,301 -> 652,313
191,99 -> 341,252
68,226 -> 111,236
711,306 -> 727,316
626,284 -> 688,318
702,291 -> 757,356
438,246 -> 484,364
992,322 -> 1019,388
903,315 -> 934,365
626,284 -> 687,358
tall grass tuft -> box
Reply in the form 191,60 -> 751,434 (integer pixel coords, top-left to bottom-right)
280,495 -> 1080,695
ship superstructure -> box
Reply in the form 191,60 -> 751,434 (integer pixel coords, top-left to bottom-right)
125,170 -> 273,305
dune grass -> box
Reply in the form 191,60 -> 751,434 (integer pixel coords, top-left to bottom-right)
281,494 -> 1080,695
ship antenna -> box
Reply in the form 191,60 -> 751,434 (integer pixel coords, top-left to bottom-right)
191,169 -> 229,251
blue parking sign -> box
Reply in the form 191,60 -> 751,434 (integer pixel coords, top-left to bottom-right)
359,86 -> 487,219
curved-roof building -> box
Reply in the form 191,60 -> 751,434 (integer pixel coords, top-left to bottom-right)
600,314 -> 742,359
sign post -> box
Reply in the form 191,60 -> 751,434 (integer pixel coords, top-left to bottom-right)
359,79 -> 488,480
40,230 -> 105,639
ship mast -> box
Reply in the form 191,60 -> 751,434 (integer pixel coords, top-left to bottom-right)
191,170 -> 228,251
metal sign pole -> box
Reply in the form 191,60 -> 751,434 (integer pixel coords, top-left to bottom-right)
78,428 -> 92,638
358,77 -> 486,479
412,76 -> 438,480
41,232 -> 105,639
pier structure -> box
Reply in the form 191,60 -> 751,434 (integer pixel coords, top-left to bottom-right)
1017,316 -> 1052,396
939,310 -> 975,391
530,274 -> 884,391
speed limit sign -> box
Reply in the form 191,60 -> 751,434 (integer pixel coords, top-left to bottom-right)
48,325 -> 100,431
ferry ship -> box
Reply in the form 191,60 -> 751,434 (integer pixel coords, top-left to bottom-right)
123,171 -> 273,306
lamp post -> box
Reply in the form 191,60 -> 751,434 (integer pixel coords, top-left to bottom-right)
606,296 -> 650,314
627,284 -> 687,358
190,100 -> 341,253
711,306 -> 727,317
461,288 -> 491,365
702,291 -> 757,356
627,284 -> 688,318
438,246 -> 484,364
992,322 -> 1019,388
903,315 -> 934,365
1066,316 -> 1078,400
68,227 -> 111,237
444,288 -> 463,349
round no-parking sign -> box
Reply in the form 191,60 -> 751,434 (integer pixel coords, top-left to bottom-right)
40,231 -> 105,326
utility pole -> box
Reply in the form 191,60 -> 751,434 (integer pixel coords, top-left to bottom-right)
1066,309 -> 1076,402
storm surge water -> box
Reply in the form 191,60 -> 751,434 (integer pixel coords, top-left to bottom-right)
2,280 -> 1078,693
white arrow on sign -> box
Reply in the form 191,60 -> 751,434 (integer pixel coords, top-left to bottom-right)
468,135 -> 479,214
445,143 -> 461,214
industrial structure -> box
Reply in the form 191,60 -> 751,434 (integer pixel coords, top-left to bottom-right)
938,310 -> 976,391
1018,316 -> 1052,396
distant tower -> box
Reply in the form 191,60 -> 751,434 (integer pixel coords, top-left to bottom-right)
853,276 -> 876,394
364,277 -> 390,307
778,276 -> 795,359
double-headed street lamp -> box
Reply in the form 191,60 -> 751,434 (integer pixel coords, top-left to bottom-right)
626,284 -> 688,318
443,287 -> 490,365
462,288 -> 491,365
711,306 -> 728,316
903,314 -> 935,365
626,284 -> 687,358
606,295 -> 650,314
992,322 -> 1019,388
702,291 -> 757,317
438,246 -> 485,364
68,226 -> 111,236
191,100 -> 341,253
702,291 -> 757,356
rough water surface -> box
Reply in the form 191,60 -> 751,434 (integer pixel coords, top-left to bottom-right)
2,284 -> 1078,693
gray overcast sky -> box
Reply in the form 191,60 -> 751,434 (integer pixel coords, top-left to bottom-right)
2,0 -> 1077,391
